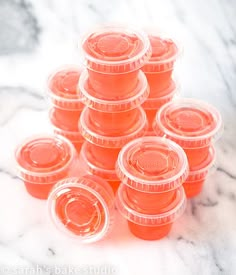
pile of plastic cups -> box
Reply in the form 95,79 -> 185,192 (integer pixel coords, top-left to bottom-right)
14,26 -> 223,243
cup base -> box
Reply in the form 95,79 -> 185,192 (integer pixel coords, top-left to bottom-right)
24,181 -> 55,200
128,221 -> 172,240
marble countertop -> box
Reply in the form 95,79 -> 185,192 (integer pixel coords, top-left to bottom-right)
0,0 -> 236,274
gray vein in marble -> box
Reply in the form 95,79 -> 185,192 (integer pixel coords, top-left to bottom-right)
217,167 -> 236,180
0,0 -> 40,55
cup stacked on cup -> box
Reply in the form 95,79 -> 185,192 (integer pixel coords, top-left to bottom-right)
153,99 -> 223,198
142,33 -> 181,134
78,26 -> 152,193
115,136 -> 189,240
47,66 -> 84,153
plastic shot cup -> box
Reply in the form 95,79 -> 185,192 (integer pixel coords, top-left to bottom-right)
15,135 -> 76,199
116,137 -> 188,213
78,69 -> 149,133
153,99 -> 223,168
142,80 -> 178,133
142,34 -> 181,95
47,66 -> 84,111
48,175 -> 115,243
116,184 -> 186,240
49,108 -> 84,153
79,106 -> 147,148
81,26 -> 151,100
79,142 -> 121,193
183,146 -> 216,198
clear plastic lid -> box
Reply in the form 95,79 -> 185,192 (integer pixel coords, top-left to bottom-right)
48,175 -> 115,243
79,107 -> 147,148
47,66 -> 84,110
78,70 -> 149,111
153,99 -> 223,148
142,33 -> 181,73
116,184 -> 186,225
116,136 -> 188,193
81,26 -> 151,73
142,79 -> 178,109
15,135 -> 76,184
187,146 -> 216,181
79,142 -> 119,181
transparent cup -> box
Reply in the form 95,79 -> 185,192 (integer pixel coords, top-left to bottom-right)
81,26 -> 151,99
15,135 -> 77,199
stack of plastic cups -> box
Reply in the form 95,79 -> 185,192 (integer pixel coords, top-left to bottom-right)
142,33 -> 181,134
78,26 -> 152,193
116,137 -> 189,240
153,99 -> 223,198
47,66 -> 84,153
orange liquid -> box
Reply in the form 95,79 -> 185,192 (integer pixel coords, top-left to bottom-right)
125,185 -> 176,213
89,108 -> 141,134
145,70 -> 173,96
88,70 -> 139,99
128,221 -> 172,240
184,146 -> 210,168
145,108 -> 157,132
108,180 -> 120,194
183,178 -> 205,198
17,137 -> 73,199
84,142 -> 121,170
50,107 -> 82,131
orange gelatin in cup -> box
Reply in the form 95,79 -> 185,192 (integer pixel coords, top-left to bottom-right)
47,66 -> 83,110
79,106 -> 147,148
142,80 -> 178,133
79,142 -> 121,193
142,35 -> 180,95
116,137 -> 188,212
82,26 -> 151,99
49,108 -> 84,153
48,175 -> 115,243
183,146 -> 215,198
15,135 -> 76,199
153,99 -> 222,168
116,184 -> 186,240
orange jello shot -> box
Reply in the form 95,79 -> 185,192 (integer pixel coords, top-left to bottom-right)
183,146 -> 216,198
153,99 -> 223,168
78,70 -> 149,132
116,184 -> 186,240
79,106 -> 147,149
79,142 -> 120,193
82,26 -> 151,100
15,135 -> 76,200
116,137 -> 188,213
142,34 -> 181,95
48,175 -> 115,243
142,80 -> 178,134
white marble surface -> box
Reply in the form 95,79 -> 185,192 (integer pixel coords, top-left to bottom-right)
0,0 -> 236,274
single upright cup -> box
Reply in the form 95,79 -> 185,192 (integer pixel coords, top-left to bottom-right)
81,26 -> 151,99
116,136 -> 188,213
183,146 -> 216,198
153,99 -> 223,168
78,69 -> 149,132
15,135 -> 76,199
116,184 -> 186,240
142,79 -> 178,134
48,175 -> 115,243
142,34 -> 181,95
79,106 -> 147,148
47,66 -> 84,111
79,142 -> 120,193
